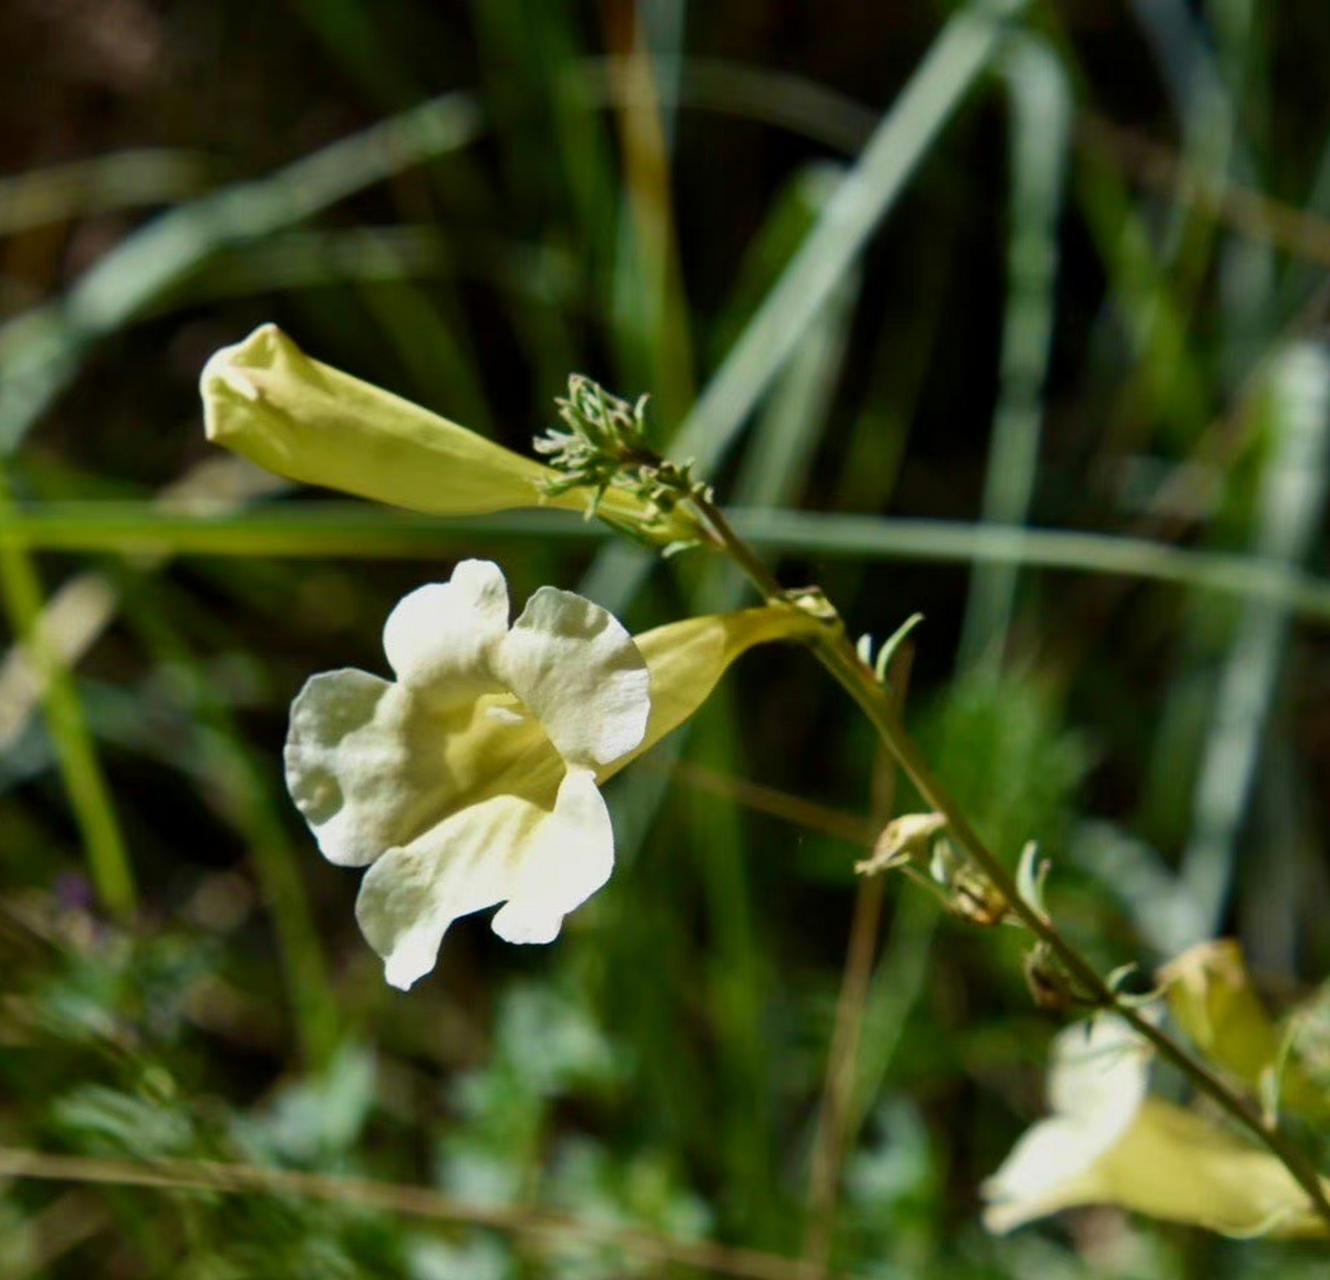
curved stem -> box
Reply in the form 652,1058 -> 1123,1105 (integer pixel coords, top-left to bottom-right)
692,494 -> 1330,1231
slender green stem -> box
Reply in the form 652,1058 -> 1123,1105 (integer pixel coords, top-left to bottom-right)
695,502 -> 785,598
692,494 -> 1330,1232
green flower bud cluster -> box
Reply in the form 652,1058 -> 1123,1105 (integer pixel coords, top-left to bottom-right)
535,375 -> 712,551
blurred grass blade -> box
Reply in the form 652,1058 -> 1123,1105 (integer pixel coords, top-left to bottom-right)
163,227 -> 453,299
0,92 -> 483,455
681,194 -> 865,1237
1278,115 -> 1330,314
640,0 -> 688,152
1071,820 -> 1186,954
727,269 -> 856,515
725,510 -> 1330,623
0,1145 -> 837,1280
1073,138 -> 1211,445
958,35 -> 1071,675
604,14 -> 695,426
354,276 -> 496,439
583,0 -> 1028,612
604,160 -> 860,957
1127,0 -> 1221,125
0,458 -> 285,753
1173,341 -> 1330,948
11,503 -> 1330,623
0,574 -> 118,754
0,468 -> 135,916
117,576 -> 340,1068
700,163 -> 857,612
1050,10 -> 1213,447
169,227 -> 580,318
0,151 -> 209,236
613,57 -> 878,155
679,698 -> 780,1241
707,164 -> 847,371
672,0 -> 1023,463
473,0 -> 617,282
847,888 -> 939,1144
1207,2 -> 1275,383
1127,0 -> 1244,241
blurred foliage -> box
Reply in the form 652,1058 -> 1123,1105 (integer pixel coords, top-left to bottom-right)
4,0 -> 1330,1276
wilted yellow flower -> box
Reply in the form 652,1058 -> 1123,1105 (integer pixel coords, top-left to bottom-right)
286,558 -> 818,989
1161,940 -> 1282,1089
200,324 -> 696,540
983,1013 -> 1330,1237
1159,938 -> 1328,1120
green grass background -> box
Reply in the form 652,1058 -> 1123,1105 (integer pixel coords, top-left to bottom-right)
3,0 -> 1330,1275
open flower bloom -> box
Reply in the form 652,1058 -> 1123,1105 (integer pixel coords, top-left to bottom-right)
286,559 -> 819,989
201,324 -> 694,541
982,1015 -> 1150,1234
983,1013 -> 1330,1238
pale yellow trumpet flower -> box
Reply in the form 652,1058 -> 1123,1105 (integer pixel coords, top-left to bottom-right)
201,323 -> 695,541
983,1012 -> 1330,1237
286,559 -> 818,989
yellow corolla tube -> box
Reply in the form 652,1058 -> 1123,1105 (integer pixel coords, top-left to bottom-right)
200,323 -> 691,537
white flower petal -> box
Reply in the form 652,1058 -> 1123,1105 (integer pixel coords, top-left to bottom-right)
353,767 -> 615,989
287,669 -> 399,866
982,1015 -> 1150,1231
490,767 -> 614,944
383,560 -> 510,697
499,586 -> 649,768
982,1115 -> 1114,1232
285,669 -> 486,867
1047,1014 -> 1150,1128
355,793 -> 540,989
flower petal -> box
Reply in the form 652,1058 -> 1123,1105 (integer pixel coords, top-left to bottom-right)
201,324 -> 565,516
1090,1099 -> 1330,1237
286,668 -> 550,866
1158,939 -> 1328,1118
285,669 -> 404,867
980,1115 -> 1106,1233
1046,1014 -> 1150,1124
986,1098 -> 1330,1238
490,767 -> 614,944
383,560 -> 510,697
200,324 -> 696,538
355,794 -> 541,989
354,768 -> 614,988
982,1015 -> 1150,1232
499,587 -> 649,768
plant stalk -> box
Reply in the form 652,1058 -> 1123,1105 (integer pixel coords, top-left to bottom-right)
692,494 -> 1330,1231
